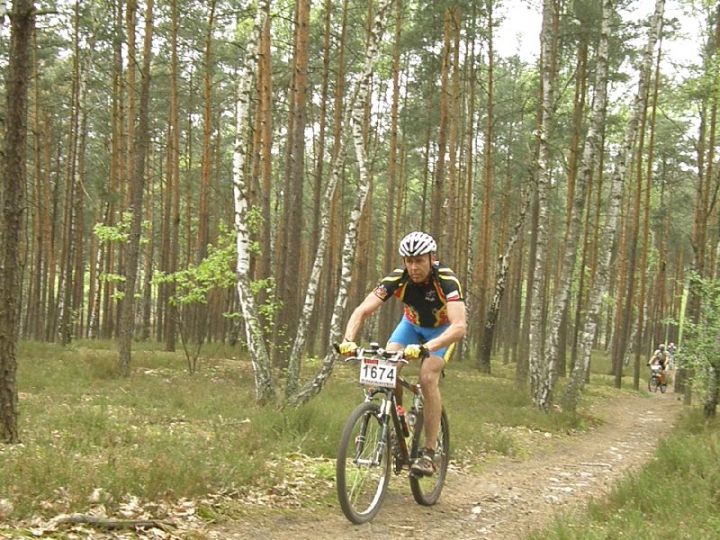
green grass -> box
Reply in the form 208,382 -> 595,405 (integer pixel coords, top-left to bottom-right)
530,409 -> 720,540
1,341 -> 606,521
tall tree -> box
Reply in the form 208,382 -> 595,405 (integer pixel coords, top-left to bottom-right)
635,42 -> 662,388
528,0 -> 557,409
564,0 -> 666,411
289,0 -> 395,406
378,0 -> 403,342
474,0 -> 495,361
544,0 -> 610,398
117,0 -> 154,376
275,0 -> 311,362
431,7 -> 453,243
1,0 -> 35,443
232,0 -> 275,403
163,0 -> 181,351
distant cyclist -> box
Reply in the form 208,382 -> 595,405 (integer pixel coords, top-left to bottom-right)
339,232 -> 466,477
648,344 -> 669,384
667,342 -> 677,369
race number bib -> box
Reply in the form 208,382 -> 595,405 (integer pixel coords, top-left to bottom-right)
359,357 -> 397,388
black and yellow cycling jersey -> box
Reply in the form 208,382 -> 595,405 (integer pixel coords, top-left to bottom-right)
373,262 -> 464,328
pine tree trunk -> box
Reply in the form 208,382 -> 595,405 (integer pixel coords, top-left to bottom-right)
1,0 -> 34,443
118,0 -> 154,377
431,8 -> 452,242
141,178 -> 155,341
317,0 -> 348,350
474,2 -> 495,349
635,46 -> 662,388
276,0 -> 311,363
164,0 -> 180,352
446,6 -> 461,266
378,0 -> 403,343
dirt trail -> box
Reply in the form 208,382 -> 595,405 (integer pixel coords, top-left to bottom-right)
209,390 -> 682,540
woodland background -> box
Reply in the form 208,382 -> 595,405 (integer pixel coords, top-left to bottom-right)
2,0 -> 720,442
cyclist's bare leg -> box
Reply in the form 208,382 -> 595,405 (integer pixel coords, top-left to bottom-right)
419,355 -> 444,451
386,342 -> 405,404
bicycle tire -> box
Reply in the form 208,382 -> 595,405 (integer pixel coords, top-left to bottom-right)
409,408 -> 449,506
336,401 -> 391,524
649,375 -> 658,393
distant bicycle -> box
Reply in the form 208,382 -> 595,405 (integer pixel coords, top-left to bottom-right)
648,364 -> 667,393
334,342 -> 449,524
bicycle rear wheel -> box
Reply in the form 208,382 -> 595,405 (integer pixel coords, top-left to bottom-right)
336,401 -> 391,524
409,408 -> 449,506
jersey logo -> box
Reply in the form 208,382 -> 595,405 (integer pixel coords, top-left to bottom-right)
424,289 -> 437,302
374,285 -> 389,300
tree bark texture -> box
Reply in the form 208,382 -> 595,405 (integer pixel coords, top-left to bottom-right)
117,0 -> 155,377
528,0 -> 556,410
232,1 -> 276,404
1,0 -> 35,443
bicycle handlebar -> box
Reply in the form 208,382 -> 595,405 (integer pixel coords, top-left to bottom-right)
333,342 -> 408,364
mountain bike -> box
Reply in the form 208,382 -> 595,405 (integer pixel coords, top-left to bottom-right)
648,364 -> 667,393
334,342 -> 449,524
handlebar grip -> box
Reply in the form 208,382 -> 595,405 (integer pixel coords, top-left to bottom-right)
333,343 -> 341,353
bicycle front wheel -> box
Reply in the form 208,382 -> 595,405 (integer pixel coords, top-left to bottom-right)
336,401 -> 391,524
409,408 -> 449,506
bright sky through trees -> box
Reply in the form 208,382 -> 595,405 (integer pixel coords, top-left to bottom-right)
497,0 -> 703,73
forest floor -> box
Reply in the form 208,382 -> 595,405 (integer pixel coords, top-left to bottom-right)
6,386 -> 683,540
201,387 -> 683,540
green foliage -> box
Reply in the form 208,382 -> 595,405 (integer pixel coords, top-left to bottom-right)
154,227 -> 236,308
94,213 -> 151,301
676,274 -> 720,386
93,212 -> 151,245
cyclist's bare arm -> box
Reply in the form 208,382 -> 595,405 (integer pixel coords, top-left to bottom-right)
343,292 -> 384,342
424,301 -> 467,354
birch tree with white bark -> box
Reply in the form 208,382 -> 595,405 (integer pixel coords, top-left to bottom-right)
541,0 -> 612,405
528,0 -> 556,410
231,0 -> 275,404
478,182 -> 532,372
563,0 -> 666,412
288,0 -> 394,407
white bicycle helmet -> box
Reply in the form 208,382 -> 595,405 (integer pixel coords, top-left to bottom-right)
399,231 -> 437,257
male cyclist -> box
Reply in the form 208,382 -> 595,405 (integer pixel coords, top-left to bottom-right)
339,231 -> 467,476
648,344 -> 669,385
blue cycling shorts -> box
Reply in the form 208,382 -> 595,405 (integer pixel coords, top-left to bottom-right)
387,317 -> 455,362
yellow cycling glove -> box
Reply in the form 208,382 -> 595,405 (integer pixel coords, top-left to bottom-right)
339,341 -> 358,356
404,344 -> 429,360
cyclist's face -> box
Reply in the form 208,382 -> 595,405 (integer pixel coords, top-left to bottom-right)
404,254 -> 432,283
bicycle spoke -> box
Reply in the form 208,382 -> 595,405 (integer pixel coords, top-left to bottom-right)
337,402 -> 391,524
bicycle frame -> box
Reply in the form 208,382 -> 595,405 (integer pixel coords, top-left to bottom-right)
342,344 -> 423,471
359,376 -> 423,473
